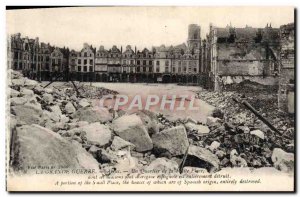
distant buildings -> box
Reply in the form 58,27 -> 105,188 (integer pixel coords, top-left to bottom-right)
7,22 -> 295,112
7,24 -> 202,84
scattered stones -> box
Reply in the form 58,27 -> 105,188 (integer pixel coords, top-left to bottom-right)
8,70 -> 295,175
152,125 -> 188,156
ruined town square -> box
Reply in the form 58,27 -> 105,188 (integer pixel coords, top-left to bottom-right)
6,7 -> 295,192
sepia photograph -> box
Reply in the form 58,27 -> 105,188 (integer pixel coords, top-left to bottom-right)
5,6 -> 295,192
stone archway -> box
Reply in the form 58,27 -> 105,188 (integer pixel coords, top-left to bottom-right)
102,73 -> 108,82
162,75 -> 171,83
193,75 -> 198,84
182,75 -> 187,84
171,75 -> 177,83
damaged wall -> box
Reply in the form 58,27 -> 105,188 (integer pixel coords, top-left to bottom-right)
278,23 -> 294,113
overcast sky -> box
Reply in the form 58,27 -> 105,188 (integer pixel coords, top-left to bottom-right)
6,7 -> 294,51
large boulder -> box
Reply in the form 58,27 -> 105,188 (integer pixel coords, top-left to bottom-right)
151,125 -> 188,156
272,148 -> 294,173
185,145 -> 220,172
11,105 -> 42,124
79,122 -> 112,146
10,124 -> 99,172
73,107 -> 113,123
185,122 -> 210,135
111,114 -> 153,152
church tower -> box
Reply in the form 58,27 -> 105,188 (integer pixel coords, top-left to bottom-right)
187,24 -> 201,51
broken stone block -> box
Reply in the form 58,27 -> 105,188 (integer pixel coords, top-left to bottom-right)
24,78 -> 38,89
10,124 -> 99,172
152,125 -> 188,156
112,114 -> 153,152
250,129 -> 265,140
20,88 -> 34,97
49,105 -> 62,116
42,93 -> 54,104
10,97 -> 27,106
11,78 -> 25,87
11,105 -> 42,125
185,145 -> 220,172
9,88 -> 20,97
208,141 -> 221,152
185,122 -> 210,135
80,122 -> 112,147
44,88 -> 53,94
24,96 -> 42,111
206,116 -> 221,126
78,98 -> 90,108
185,116 -> 197,124
65,102 -> 76,114
271,148 -> 294,173
110,136 -> 136,151
215,150 -> 226,159
135,110 -> 159,136
73,107 -> 113,123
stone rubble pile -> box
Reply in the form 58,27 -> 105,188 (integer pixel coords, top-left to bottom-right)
63,82 -> 118,99
8,70 -> 294,175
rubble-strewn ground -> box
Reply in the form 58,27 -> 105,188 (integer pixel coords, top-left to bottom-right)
195,85 -> 294,169
8,70 -> 294,177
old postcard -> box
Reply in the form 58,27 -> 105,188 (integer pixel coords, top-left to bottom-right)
6,6 -> 295,192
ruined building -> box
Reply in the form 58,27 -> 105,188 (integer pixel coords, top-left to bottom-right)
205,23 -> 281,91
278,23 -> 295,113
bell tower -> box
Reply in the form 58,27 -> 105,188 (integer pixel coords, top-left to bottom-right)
187,24 -> 201,51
